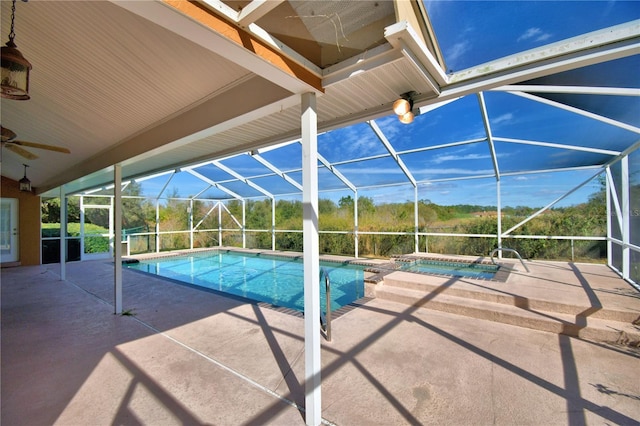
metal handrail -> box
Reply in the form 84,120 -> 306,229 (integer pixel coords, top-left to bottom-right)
319,267 -> 332,342
490,247 -> 530,273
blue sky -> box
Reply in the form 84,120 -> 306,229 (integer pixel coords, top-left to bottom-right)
424,0 -> 640,72
134,1 -> 639,209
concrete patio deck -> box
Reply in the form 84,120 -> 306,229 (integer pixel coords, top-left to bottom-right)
2,256 -> 639,425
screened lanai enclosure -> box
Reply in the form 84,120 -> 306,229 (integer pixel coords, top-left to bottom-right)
2,2 -> 638,424
30,1 -> 638,288
41,104 -> 640,287
41,86 -> 640,285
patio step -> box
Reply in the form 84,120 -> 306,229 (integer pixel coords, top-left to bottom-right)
375,274 -> 640,344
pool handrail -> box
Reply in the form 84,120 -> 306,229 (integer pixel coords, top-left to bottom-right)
320,267 -> 332,342
490,247 -> 530,273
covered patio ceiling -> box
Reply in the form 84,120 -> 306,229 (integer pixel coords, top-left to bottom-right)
0,1 -> 638,200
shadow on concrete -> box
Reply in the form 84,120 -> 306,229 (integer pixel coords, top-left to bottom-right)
3,258 -> 639,425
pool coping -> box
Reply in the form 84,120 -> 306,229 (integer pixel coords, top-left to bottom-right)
388,254 -> 513,283
122,248 -> 518,321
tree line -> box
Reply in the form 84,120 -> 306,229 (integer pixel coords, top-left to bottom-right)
41,180 -> 617,261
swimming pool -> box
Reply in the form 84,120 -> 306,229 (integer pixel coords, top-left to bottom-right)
398,259 -> 499,280
125,251 -> 365,313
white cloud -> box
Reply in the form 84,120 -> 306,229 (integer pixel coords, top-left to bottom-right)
416,167 -> 495,176
518,27 -> 541,41
491,113 -> 513,125
535,33 -> 552,42
432,153 -> 492,164
324,125 -> 380,157
517,27 -> 552,43
446,41 -> 470,64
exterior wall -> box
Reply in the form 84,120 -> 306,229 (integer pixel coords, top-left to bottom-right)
1,176 -> 41,266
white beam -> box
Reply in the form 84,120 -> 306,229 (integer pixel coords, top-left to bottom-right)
250,152 -> 303,191
197,0 -> 322,79
507,91 -> 640,134
621,156 -> 630,279
80,196 -> 86,261
301,92 -> 321,426
368,120 -> 417,187
397,138 -> 486,156
354,191 -> 359,258
238,0 -> 285,27
114,164 -> 123,314
606,167 -> 624,237
443,22 -> 640,99
493,85 -> 640,96
242,199 -> 246,248
212,159 -> 274,198
191,184 -> 213,200
497,179 -> 502,254
494,137 -> 621,156
606,168 -> 614,270
189,199 -> 194,250
113,0 -> 319,94
414,186 -> 419,253
449,21 -> 640,84
155,200 -> 160,253
156,172 -> 176,200
317,153 -> 357,193
185,169 -> 243,200
219,202 -> 244,229
59,185 -> 66,281
399,41 -> 441,94
477,92 -> 500,180
271,199 -> 276,250
502,169 -> 604,236
385,20 -> 449,86
218,202 -> 223,246
193,203 -> 218,231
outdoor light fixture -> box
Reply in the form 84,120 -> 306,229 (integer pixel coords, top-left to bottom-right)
393,92 -> 415,124
1,0 -> 32,100
19,163 -> 31,192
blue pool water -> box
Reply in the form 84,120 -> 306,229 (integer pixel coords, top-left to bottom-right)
125,251 -> 365,313
400,259 -> 498,280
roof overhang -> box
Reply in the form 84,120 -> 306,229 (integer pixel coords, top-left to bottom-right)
0,1 -> 637,198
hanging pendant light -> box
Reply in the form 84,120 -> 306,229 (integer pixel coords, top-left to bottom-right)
1,0 -> 32,100
19,164 -> 31,192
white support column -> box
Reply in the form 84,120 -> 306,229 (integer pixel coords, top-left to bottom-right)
114,165 -> 123,314
354,191 -> 359,258
218,203 -> 223,247
301,91 -> 321,426
414,186 -> 419,253
59,185 -> 66,280
242,199 -> 246,248
272,199 -> 276,251
189,199 -> 194,250
497,180 -> 502,258
478,92 -> 502,258
606,167 -> 613,268
79,196 -> 85,260
155,201 -> 160,253
109,196 -> 115,258
621,156 -> 630,279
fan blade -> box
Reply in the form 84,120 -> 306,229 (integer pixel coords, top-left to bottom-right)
0,126 -> 17,143
5,144 -> 39,160
11,140 -> 71,154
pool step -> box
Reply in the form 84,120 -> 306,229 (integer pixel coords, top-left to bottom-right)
374,273 -> 640,343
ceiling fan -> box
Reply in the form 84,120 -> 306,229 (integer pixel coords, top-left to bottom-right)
1,125 -> 70,160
